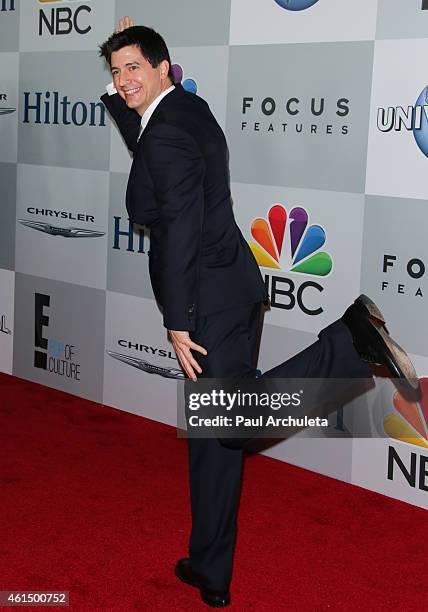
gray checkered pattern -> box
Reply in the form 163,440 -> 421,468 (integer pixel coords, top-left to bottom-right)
1,0 -> 427,508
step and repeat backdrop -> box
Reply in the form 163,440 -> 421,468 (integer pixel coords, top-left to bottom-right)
1,0 -> 428,509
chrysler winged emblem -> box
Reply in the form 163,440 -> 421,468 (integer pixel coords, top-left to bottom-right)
18,219 -> 105,238
107,351 -> 186,380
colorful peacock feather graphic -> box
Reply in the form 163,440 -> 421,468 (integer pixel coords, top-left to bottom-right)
249,204 -> 333,276
171,64 -> 197,94
384,378 -> 428,449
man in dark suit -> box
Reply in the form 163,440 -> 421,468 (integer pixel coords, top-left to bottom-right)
100,20 -> 417,607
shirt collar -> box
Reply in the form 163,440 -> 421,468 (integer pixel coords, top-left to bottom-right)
138,85 -> 175,141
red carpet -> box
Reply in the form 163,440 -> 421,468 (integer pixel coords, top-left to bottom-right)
0,372 -> 427,611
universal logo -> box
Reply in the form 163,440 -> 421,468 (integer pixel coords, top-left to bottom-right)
381,254 -> 425,300
274,0 -> 320,10
0,0 -> 15,11
0,93 -> 16,116
377,86 -> 428,158
34,292 -> 81,380
108,340 -> 184,380
23,91 -> 106,127
241,95 -> 350,137
249,204 -> 332,316
38,0 -> 91,37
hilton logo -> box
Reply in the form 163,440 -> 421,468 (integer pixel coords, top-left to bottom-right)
0,0 -> 15,11
23,91 -> 105,127
112,216 -> 149,254
423,1 -> 428,10
38,0 -> 91,37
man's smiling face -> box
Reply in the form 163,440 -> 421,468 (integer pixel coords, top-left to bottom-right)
111,45 -> 170,117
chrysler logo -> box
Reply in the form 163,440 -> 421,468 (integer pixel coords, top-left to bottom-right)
107,351 -> 185,380
18,219 -> 105,237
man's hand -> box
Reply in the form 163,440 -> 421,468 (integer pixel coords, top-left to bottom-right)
115,16 -> 135,32
169,330 -> 207,382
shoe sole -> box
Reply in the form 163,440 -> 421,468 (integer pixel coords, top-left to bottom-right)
357,295 -> 419,392
370,321 -> 419,391
357,294 -> 386,326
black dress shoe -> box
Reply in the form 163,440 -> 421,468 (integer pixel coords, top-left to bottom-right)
342,295 -> 419,394
175,558 -> 231,607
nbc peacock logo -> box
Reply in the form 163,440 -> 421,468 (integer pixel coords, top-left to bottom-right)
249,204 -> 333,277
384,378 -> 428,449
171,64 -> 197,95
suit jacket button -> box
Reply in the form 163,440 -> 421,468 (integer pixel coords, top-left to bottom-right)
188,305 -> 195,316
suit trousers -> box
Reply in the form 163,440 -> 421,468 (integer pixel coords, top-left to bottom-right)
187,302 -> 371,590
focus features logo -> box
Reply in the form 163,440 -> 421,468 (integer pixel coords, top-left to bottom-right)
377,86 -> 428,158
248,204 -> 332,316
0,0 -> 15,11
34,292 -> 81,380
240,96 -> 350,136
23,91 -> 106,127
381,254 -> 425,300
0,93 -> 16,116
107,339 -> 184,380
38,0 -> 91,37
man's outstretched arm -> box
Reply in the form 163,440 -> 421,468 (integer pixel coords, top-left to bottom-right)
101,91 -> 141,154
100,16 -> 141,154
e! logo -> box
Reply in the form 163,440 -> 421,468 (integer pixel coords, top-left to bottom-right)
34,293 -> 50,369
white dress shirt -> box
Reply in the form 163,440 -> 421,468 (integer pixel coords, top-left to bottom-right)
105,82 -> 175,141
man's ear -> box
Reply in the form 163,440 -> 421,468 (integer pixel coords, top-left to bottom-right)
160,60 -> 170,81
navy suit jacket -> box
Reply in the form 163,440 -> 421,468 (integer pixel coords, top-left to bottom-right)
101,84 -> 267,331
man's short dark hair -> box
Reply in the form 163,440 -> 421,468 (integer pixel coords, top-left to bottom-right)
99,25 -> 173,80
